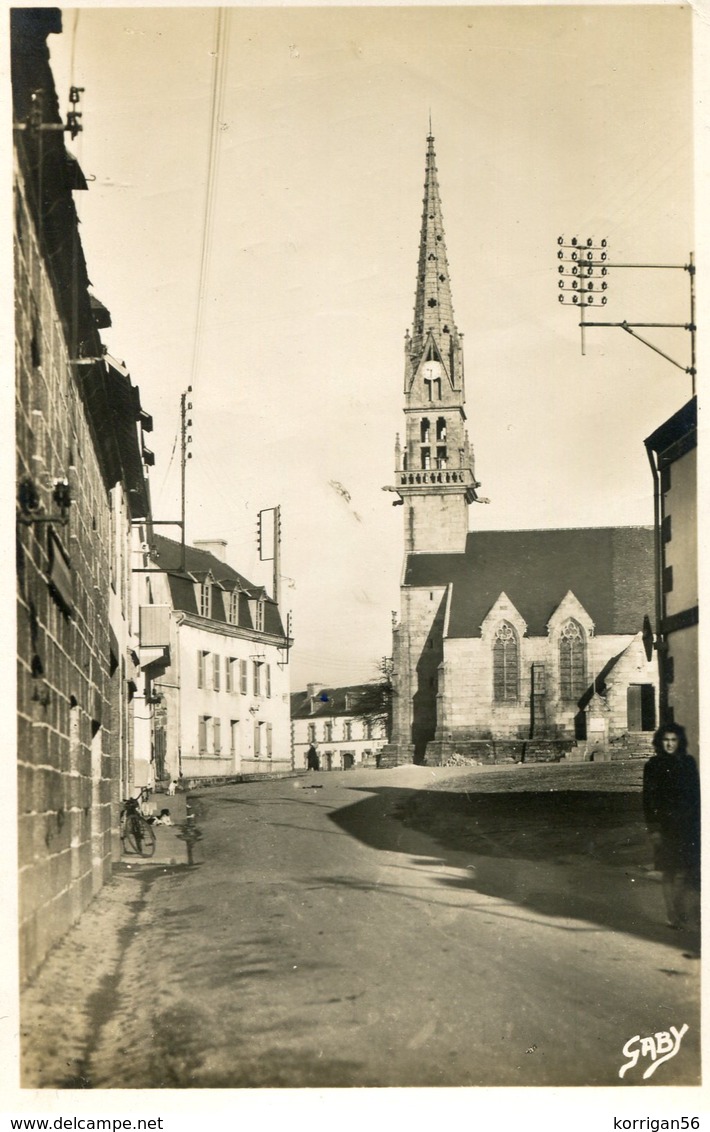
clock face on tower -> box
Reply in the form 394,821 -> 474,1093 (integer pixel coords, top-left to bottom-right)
421,359 -> 443,401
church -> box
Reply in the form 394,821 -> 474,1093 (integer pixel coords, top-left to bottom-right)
382,134 -> 658,766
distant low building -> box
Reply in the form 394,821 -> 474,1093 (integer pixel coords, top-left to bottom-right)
291,683 -> 388,771
136,534 -> 292,783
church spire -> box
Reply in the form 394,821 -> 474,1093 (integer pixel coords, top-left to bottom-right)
384,130 -> 481,554
412,133 -> 457,354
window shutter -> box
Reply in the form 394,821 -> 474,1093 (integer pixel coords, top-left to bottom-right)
225,657 -> 232,694
214,718 -> 221,753
240,659 -> 247,694
213,653 -> 220,692
267,723 -> 273,758
198,716 -> 207,754
197,651 -> 205,689
266,664 -> 271,698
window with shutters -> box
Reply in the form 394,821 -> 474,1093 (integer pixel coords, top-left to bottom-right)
493,622 -> 519,702
198,715 -> 211,754
559,619 -> 586,701
307,723 -> 316,743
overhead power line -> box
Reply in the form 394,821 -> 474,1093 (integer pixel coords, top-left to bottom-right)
189,7 -> 231,392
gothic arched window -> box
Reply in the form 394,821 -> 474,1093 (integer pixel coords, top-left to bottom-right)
493,622 -> 519,702
559,619 -> 586,701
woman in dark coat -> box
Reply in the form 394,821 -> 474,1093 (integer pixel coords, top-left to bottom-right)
642,723 -> 700,928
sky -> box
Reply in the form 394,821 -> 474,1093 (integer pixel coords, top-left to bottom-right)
43,3 -> 698,691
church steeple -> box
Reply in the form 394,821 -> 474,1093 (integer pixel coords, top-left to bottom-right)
384,132 -> 481,555
412,133 -> 457,351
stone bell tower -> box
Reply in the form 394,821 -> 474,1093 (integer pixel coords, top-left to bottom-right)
385,132 -> 480,553
380,132 -> 483,768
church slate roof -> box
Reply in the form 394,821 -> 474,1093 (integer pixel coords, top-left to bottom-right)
403,526 -> 654,638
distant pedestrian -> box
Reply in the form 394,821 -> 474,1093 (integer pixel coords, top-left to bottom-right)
642,723 -> 700,929
306,744 -> 320,771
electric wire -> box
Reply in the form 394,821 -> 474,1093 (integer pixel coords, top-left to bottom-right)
188,7 -> 231,394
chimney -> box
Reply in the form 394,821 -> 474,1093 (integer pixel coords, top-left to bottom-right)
306,682 -> 323,699
193,539 -> 228,562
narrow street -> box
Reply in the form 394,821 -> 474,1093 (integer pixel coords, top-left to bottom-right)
22,765 -> 700,1089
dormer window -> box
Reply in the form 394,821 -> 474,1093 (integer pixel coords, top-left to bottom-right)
199,579 -> 212,619
227,591 -> 239,626
248,595 -> 265,632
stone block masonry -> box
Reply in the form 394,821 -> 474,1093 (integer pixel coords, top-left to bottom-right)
15,169 -> 114,981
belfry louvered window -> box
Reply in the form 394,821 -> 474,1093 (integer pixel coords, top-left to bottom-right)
493,622 -> 519,702
559,619 -> 586,701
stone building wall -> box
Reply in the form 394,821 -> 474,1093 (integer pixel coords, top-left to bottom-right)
15,168 -> 114,981
437,631 -> 656,743
395,584 -> 449,761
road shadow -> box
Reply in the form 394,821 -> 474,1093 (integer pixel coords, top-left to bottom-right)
328,782 -> 700,952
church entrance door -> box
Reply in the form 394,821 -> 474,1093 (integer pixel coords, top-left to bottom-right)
627,684 -> 656,731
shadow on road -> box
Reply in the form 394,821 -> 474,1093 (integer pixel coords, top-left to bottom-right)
328,782 -> 699,952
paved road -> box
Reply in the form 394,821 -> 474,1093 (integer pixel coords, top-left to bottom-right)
62,768 -> 701,1087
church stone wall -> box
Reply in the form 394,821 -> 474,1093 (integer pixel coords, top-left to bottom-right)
406,497 -> 468,555
396,585 -> 448,759
436,631 -> 657,746
601,637 -> 658,737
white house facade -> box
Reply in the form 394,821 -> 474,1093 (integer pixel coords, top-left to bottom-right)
136,534 -> 292,784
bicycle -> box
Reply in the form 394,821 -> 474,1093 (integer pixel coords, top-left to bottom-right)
120,787 -> 157,858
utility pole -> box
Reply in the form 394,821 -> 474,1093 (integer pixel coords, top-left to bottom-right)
180,388 -> 193,571
556,235 -> 698,734
557,236 -> 696,393
256,504 -> 281,605
256,505 -> 291,665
